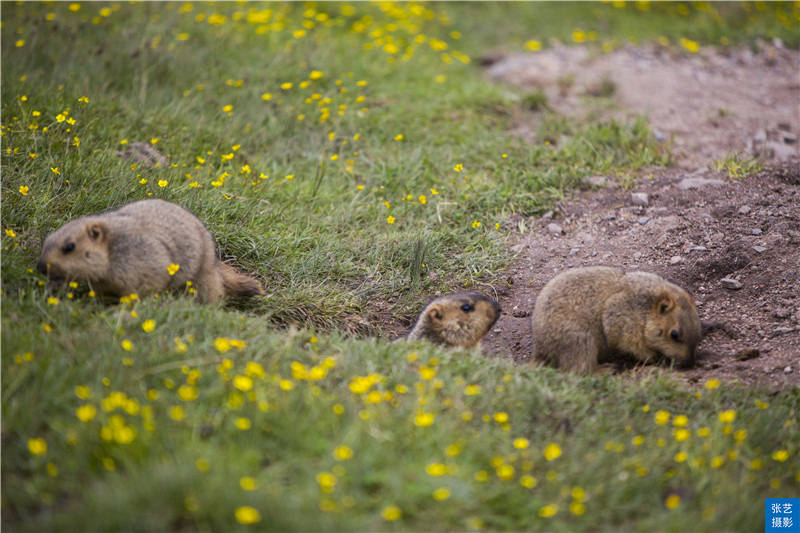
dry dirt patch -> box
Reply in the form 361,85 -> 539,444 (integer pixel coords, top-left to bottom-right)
480,44 -> 800,389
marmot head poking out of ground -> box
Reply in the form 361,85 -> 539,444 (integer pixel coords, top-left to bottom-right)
407,292 -> 501,349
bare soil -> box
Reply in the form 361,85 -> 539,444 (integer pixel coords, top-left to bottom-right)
480,43 -> 800,389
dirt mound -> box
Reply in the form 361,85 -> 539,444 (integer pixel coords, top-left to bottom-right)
482,44 -> 800,389
485,42 -> 799,168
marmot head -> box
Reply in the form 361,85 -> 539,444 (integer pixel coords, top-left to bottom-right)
37,218 -> 111,284
420,292 -> 501,348
643,288 -> 702,368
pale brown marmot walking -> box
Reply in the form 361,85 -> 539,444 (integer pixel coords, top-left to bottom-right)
37,199 -> 263,303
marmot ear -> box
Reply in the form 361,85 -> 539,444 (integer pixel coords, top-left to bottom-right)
86,222 -> 107,242
428,304 -> 444,324
657,295 -> 675,314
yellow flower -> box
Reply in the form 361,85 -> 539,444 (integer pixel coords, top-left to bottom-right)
381,505 -> 401,521
235,506 -> 261,525
240,477 -> 257,491
418,194 -> 427,205
150,138 -> 159,145
222,105 -> 233,113
280,82 -> 293,90
121,339 -> 133,351
394,134 -> 403,141
432,487 -> 450,501
544,443 -> 562,461
772,449 -> 789,462
472,220 -> 481,228
235,417 -> 252,430
538,504 -> 558,517
19,185 -> 30,195
214,337 -> 231,353
76,404 -> 97,422
426,463 -> 448,477
195,458 -> 210,472
445,444 -> 461,456
333,446 -> 353,461
167,263 -> 180,275
718,410 -> 736,423
493,412 -> 508,423
414,412 -> 435,427
386,216 -> 395,224
665,494 -> 681,509
674,429 -> 690,442
513,437 -> 530,449
704,378 -> 720,389
261,93 -> 272,101
142,319 -> 156,333
654,410 -> 670,425
496,463 -> 515,480
309,70 -> 323,80
570,501 -> 586,515
674,451 -> 688,463
525,39 -> 542,51
520,475 -> 537,488
178,385 -> 197,401
673,414 -> 688,427
233,375 -> 253,392
158,180 -> 168,188
47,297 -> 59,305
316,471 -> 336,491
28,438 -> 47,455
169,405 -> 185,421
279,379 -> 294,391
16,39 -> 25,47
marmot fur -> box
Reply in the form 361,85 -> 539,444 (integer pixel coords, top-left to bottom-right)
37,199 -> 263,303
407,292 -> 501,349
531,266 -> 701,374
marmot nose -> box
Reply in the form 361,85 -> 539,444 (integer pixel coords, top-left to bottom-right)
36,260 -> 48,275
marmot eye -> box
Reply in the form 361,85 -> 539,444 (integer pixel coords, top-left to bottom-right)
670,330 -> 680,342
461,303 -> 474,313
62,242 -> 76,254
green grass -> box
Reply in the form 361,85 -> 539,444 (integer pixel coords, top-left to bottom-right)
2,2 -> 798,531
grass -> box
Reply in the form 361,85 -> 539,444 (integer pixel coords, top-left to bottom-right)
2,2 -> 798,531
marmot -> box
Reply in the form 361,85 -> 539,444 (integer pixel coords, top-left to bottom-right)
531,266 -> 701,374
37,199 -> 263,303
407,292 -> 501,349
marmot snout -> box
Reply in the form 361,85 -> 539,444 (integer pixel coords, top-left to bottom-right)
37,199 -> 263,303
531,267 -> 701,374
407,292 -> 501,349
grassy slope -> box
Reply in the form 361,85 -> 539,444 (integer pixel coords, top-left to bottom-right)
2,2 -> 798,531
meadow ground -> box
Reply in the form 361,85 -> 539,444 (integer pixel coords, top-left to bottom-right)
2,2 -> 798,531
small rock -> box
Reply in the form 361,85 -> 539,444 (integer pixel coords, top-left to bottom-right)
721,278 -> 743,290
510,244 -> 526,254
773,308 -> 792,319
765,141 -> 798,162
547,223 -> 564,236
753,129 -> 767,144
752,245 -> 767,253
653,129 -> 667,143
493,328 -> 502,334
738,205 -> 751,215
631,192 -> 649,206
427,271 -> 439,282
676,177 -> 725,190
542,210 -> 554,220
511,309 -> 530,318
637,216 -> 651,225
584,176 -> 609,187
782,132 -> 797,145
751,228 -> 763,236
690,246 -> 707,252
669,255 -> 684,265
633,252 -> 643,260
601,213 -> 616,221
569,247 -> 580,256
774,327 -> 795,335
735,348 -> 760,361
785,366 -> 793,374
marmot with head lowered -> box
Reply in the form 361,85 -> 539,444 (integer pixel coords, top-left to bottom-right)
37,199 -> 263,303
531,266 -> 701,374
407,292 -> 501,349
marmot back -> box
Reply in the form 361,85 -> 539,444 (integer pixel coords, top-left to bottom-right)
37,199 -> 263,303
407,292 -> 501,349
531,266 -> 701,374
